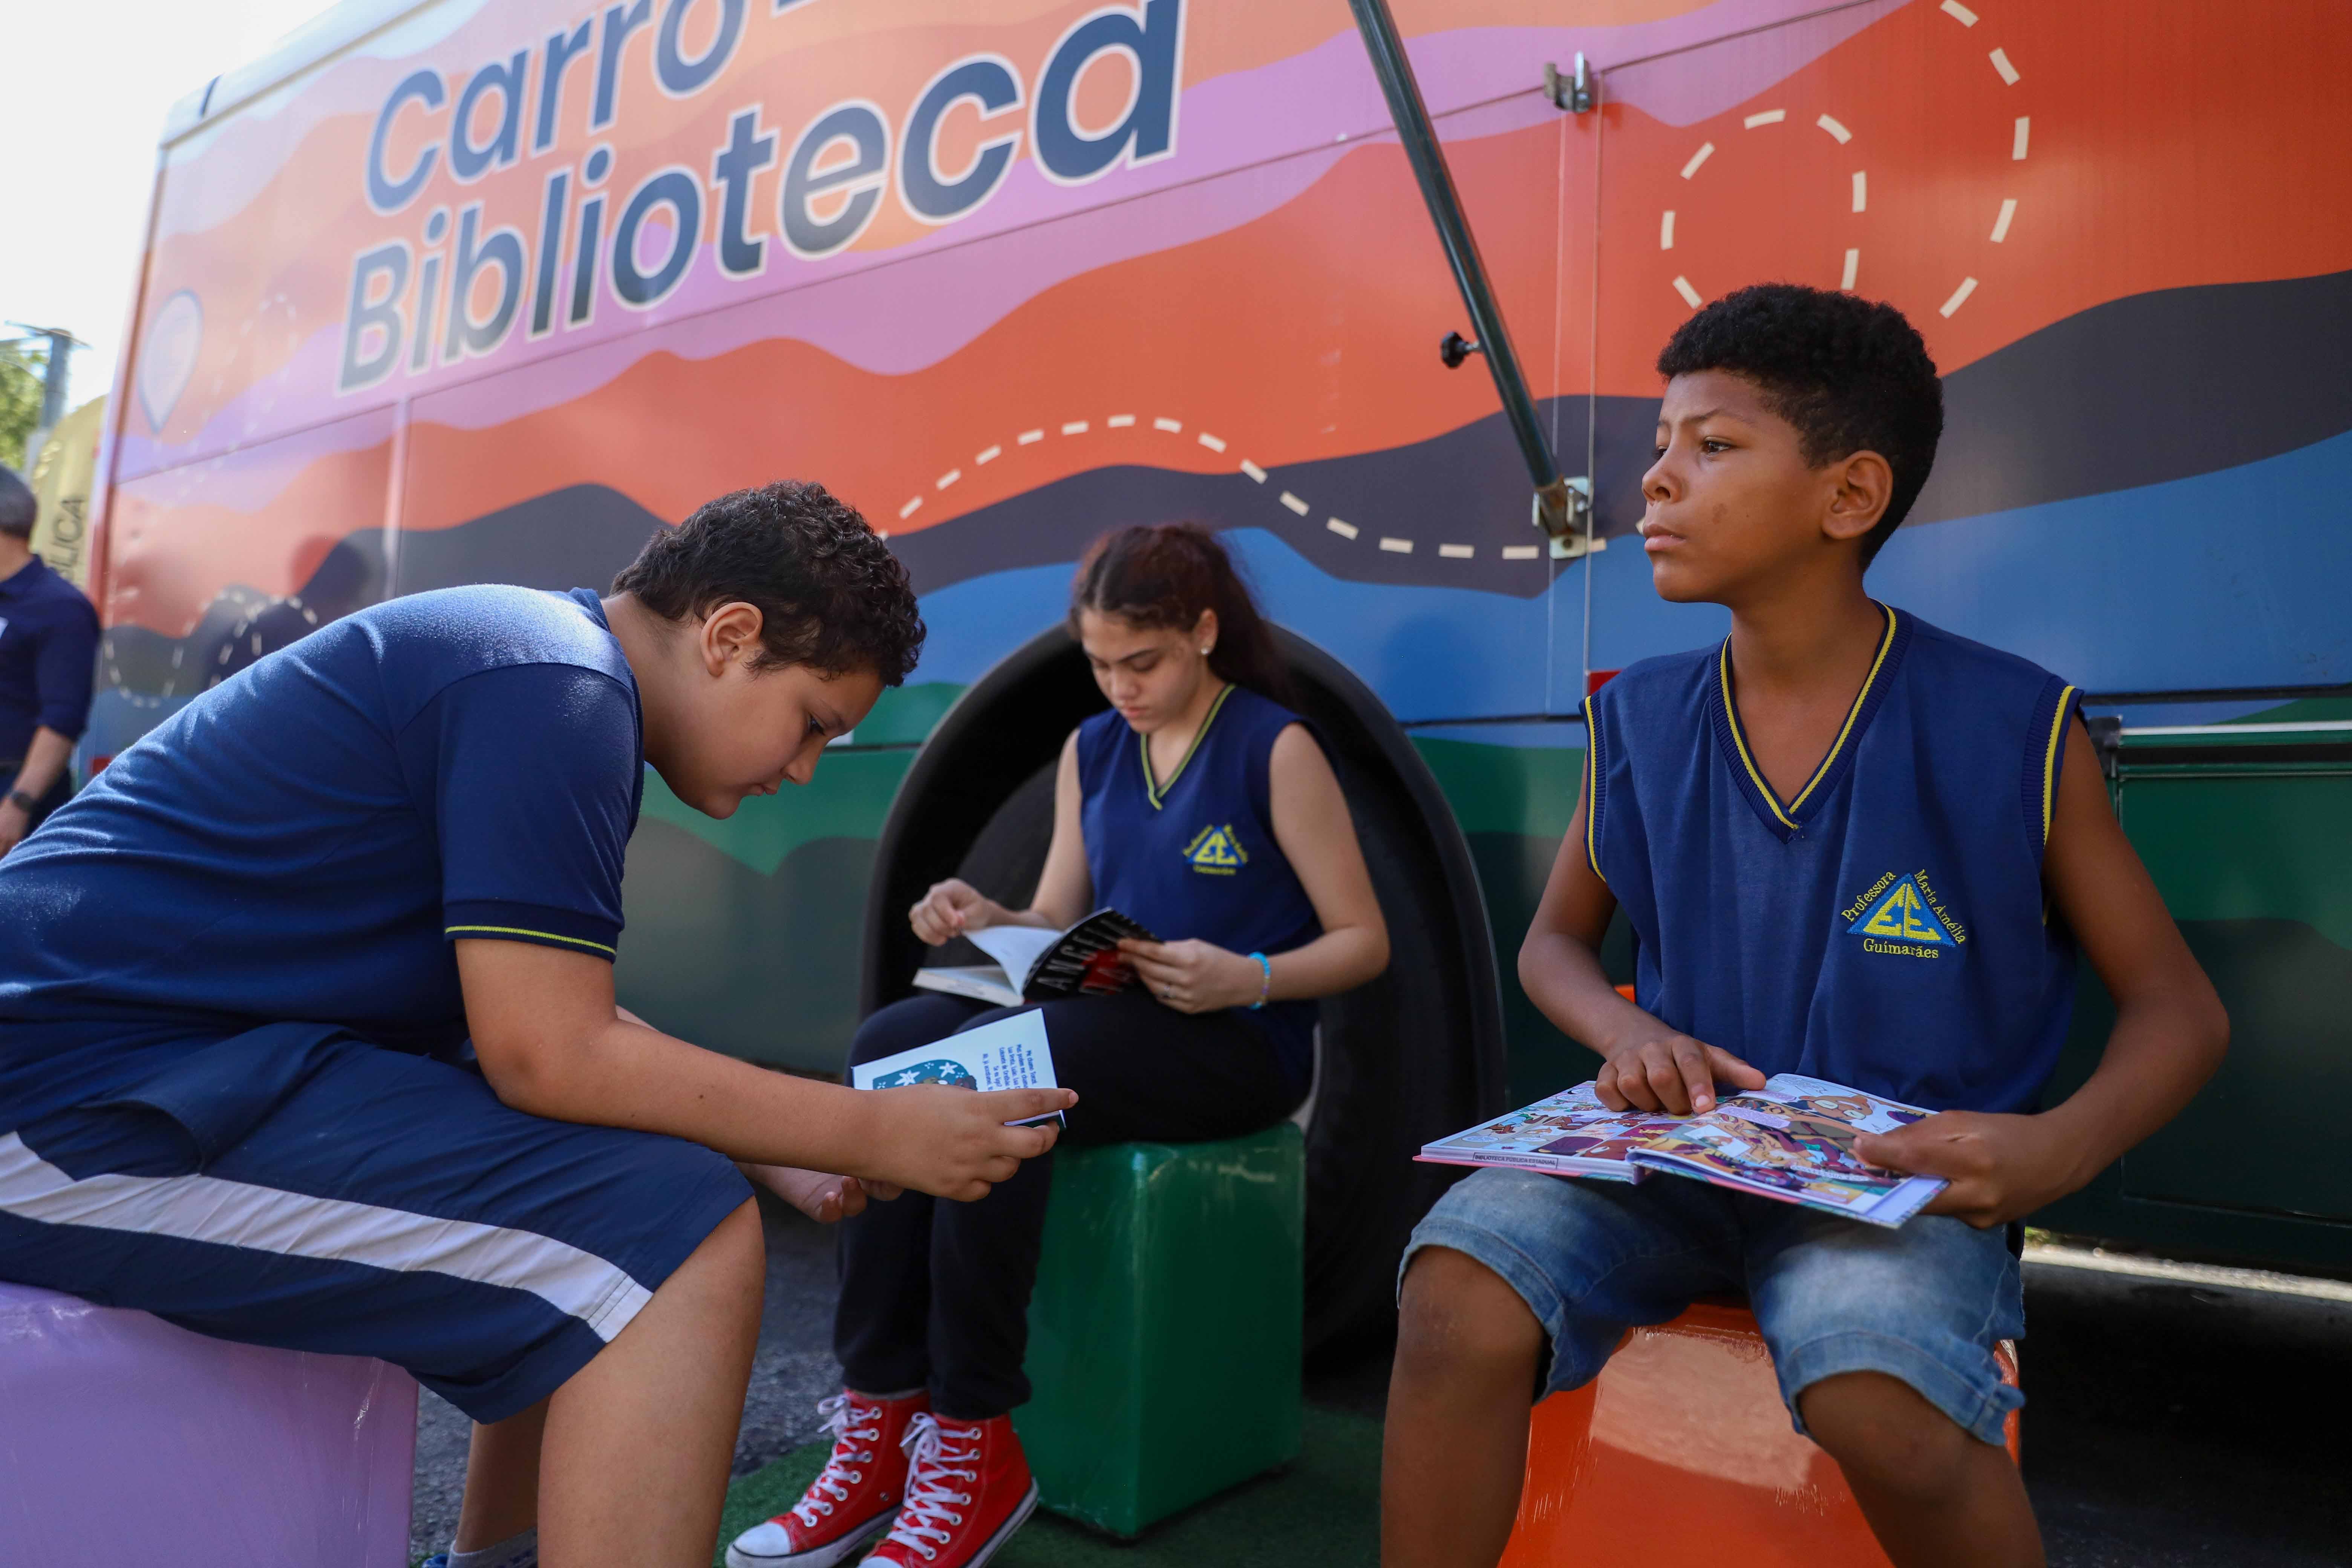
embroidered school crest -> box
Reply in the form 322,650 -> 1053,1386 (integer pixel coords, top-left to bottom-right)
1182,823 -> 1248,875
1841,870 -> 1968,959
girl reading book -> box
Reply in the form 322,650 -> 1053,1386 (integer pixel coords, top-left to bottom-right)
728,523 -> 1390,1568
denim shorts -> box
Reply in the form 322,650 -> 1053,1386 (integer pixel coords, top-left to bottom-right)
1403,1167 -> 2024,1447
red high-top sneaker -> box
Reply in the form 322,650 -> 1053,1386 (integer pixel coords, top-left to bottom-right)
725,1389 -> 929,1568
862,1412 -> 1040,1567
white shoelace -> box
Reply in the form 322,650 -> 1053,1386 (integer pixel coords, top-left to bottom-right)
882,1412 -> 982,1561
793,1393 -> 883,1528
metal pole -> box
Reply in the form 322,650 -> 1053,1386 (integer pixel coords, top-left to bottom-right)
35,331 -> 74,433
1345,0 -> 1574,539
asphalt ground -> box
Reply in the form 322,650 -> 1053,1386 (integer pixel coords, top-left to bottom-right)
412,1202 -> 2352,1565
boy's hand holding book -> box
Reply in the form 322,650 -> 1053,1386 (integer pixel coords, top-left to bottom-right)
858,1083 -> 1078,1202
1855,1107 -> 2086,1230
1594,1020 -> 1766,1115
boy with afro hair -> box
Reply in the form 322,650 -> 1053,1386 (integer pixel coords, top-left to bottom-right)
1381,286 -> 2227,1568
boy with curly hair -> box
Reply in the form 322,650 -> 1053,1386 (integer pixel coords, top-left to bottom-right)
1382,287 -> 2227,1568
0,481 -> 1073,1567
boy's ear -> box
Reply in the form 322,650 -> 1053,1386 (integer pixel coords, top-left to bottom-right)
1822,450 -> 1894,544
698,600 -> 767,674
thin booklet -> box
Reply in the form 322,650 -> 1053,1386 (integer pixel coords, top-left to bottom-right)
1418,1073 -> 1946,1227
850,1007 -> 1065,1126
912,908 -> 1158,1008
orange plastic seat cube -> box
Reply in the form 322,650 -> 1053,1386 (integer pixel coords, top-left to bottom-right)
1499,1301 -> 2020,1568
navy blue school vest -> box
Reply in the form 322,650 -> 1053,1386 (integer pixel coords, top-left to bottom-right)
1075,684 -> 1322,1089
1583,605 -> 2081,1114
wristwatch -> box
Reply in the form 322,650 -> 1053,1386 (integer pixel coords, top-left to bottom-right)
6,791 -> 37,813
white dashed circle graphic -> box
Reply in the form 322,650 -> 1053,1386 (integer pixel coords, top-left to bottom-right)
1662,0 -> 2030,317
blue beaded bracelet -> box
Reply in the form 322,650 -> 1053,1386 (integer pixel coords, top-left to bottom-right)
1247,951 -> 1271,1009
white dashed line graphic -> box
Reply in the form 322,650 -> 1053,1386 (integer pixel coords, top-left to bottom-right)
1744,109 -> 1786,128
2012,116 -> 2030,159
1940,276 -> 1980,317
892,409 -> 1560,566
1940,0 -> 1979,24
1842,248 -> 1860,289
1680,142 -> 1715,179
1989,47 -> 2020,85
1851,170 -> 1868,213
1660,210 -> 1676,250
1816,113 -> 1852,143
1673,275 -> 1703,308
1991,198 -> 2017,242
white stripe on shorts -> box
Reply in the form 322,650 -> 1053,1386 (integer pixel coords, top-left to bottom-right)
0,1132 -> 652,1340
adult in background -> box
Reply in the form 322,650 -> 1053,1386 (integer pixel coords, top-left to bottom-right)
728,521 -> 1391,1568
0,464 -> 98,855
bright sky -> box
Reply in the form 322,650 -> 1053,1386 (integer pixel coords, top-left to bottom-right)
0,0 -> 342,414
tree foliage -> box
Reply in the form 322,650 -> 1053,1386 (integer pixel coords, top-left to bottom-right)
1,342 -> 49,469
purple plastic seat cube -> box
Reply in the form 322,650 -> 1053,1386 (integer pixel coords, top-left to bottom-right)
0,1282 -> 416,1565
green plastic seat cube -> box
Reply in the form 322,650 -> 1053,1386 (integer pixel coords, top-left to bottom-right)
1013,1122 -> 1305,1537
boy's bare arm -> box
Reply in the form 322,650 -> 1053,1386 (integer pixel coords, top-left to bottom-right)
1858,719 -> 2229,1225
455,939 -> 1075,1201
1520,768 -> 1764,1115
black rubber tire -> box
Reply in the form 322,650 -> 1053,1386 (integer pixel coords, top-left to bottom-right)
861,626 -> 1505,1360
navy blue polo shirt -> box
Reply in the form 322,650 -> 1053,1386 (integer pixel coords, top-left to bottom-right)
0,585 -> 642,1125
0,553 -> 100,761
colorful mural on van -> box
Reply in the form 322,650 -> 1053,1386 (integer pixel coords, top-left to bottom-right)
94,0 -> 2352,1222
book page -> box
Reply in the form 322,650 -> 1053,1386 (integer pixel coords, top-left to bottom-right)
911,965 -> 1022,1008
1625,1073 -> 1945,1225
1418,1082 -> 1669,1179
850,1008 -> 1063,1125
967,925 -> 1059,988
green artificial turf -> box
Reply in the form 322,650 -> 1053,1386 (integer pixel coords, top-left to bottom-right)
712,1406 -> 1383,1566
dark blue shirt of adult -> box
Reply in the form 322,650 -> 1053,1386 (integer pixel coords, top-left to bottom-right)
0,585 -> 642,1136
0,553 -> 99,764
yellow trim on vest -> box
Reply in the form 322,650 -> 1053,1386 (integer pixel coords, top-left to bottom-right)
1580,693 -> 1606,884
1141,682 -> 1234,811
1717,603 -> 1898,828
1788,604 -> 1898,810
2041,684 -> 2076,843
1718,643 -> 1799,831
446,925 -> 617,956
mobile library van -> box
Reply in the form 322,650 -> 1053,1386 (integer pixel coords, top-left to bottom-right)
87,0 -> 2352,1356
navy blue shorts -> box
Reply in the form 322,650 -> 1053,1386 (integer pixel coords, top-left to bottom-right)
0,1029 -> 751,1424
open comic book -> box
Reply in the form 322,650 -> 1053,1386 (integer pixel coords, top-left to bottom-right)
912,908 -> 1158,1008
850,1008 -> 1065,1127
1417,1074 -> 1946,1227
